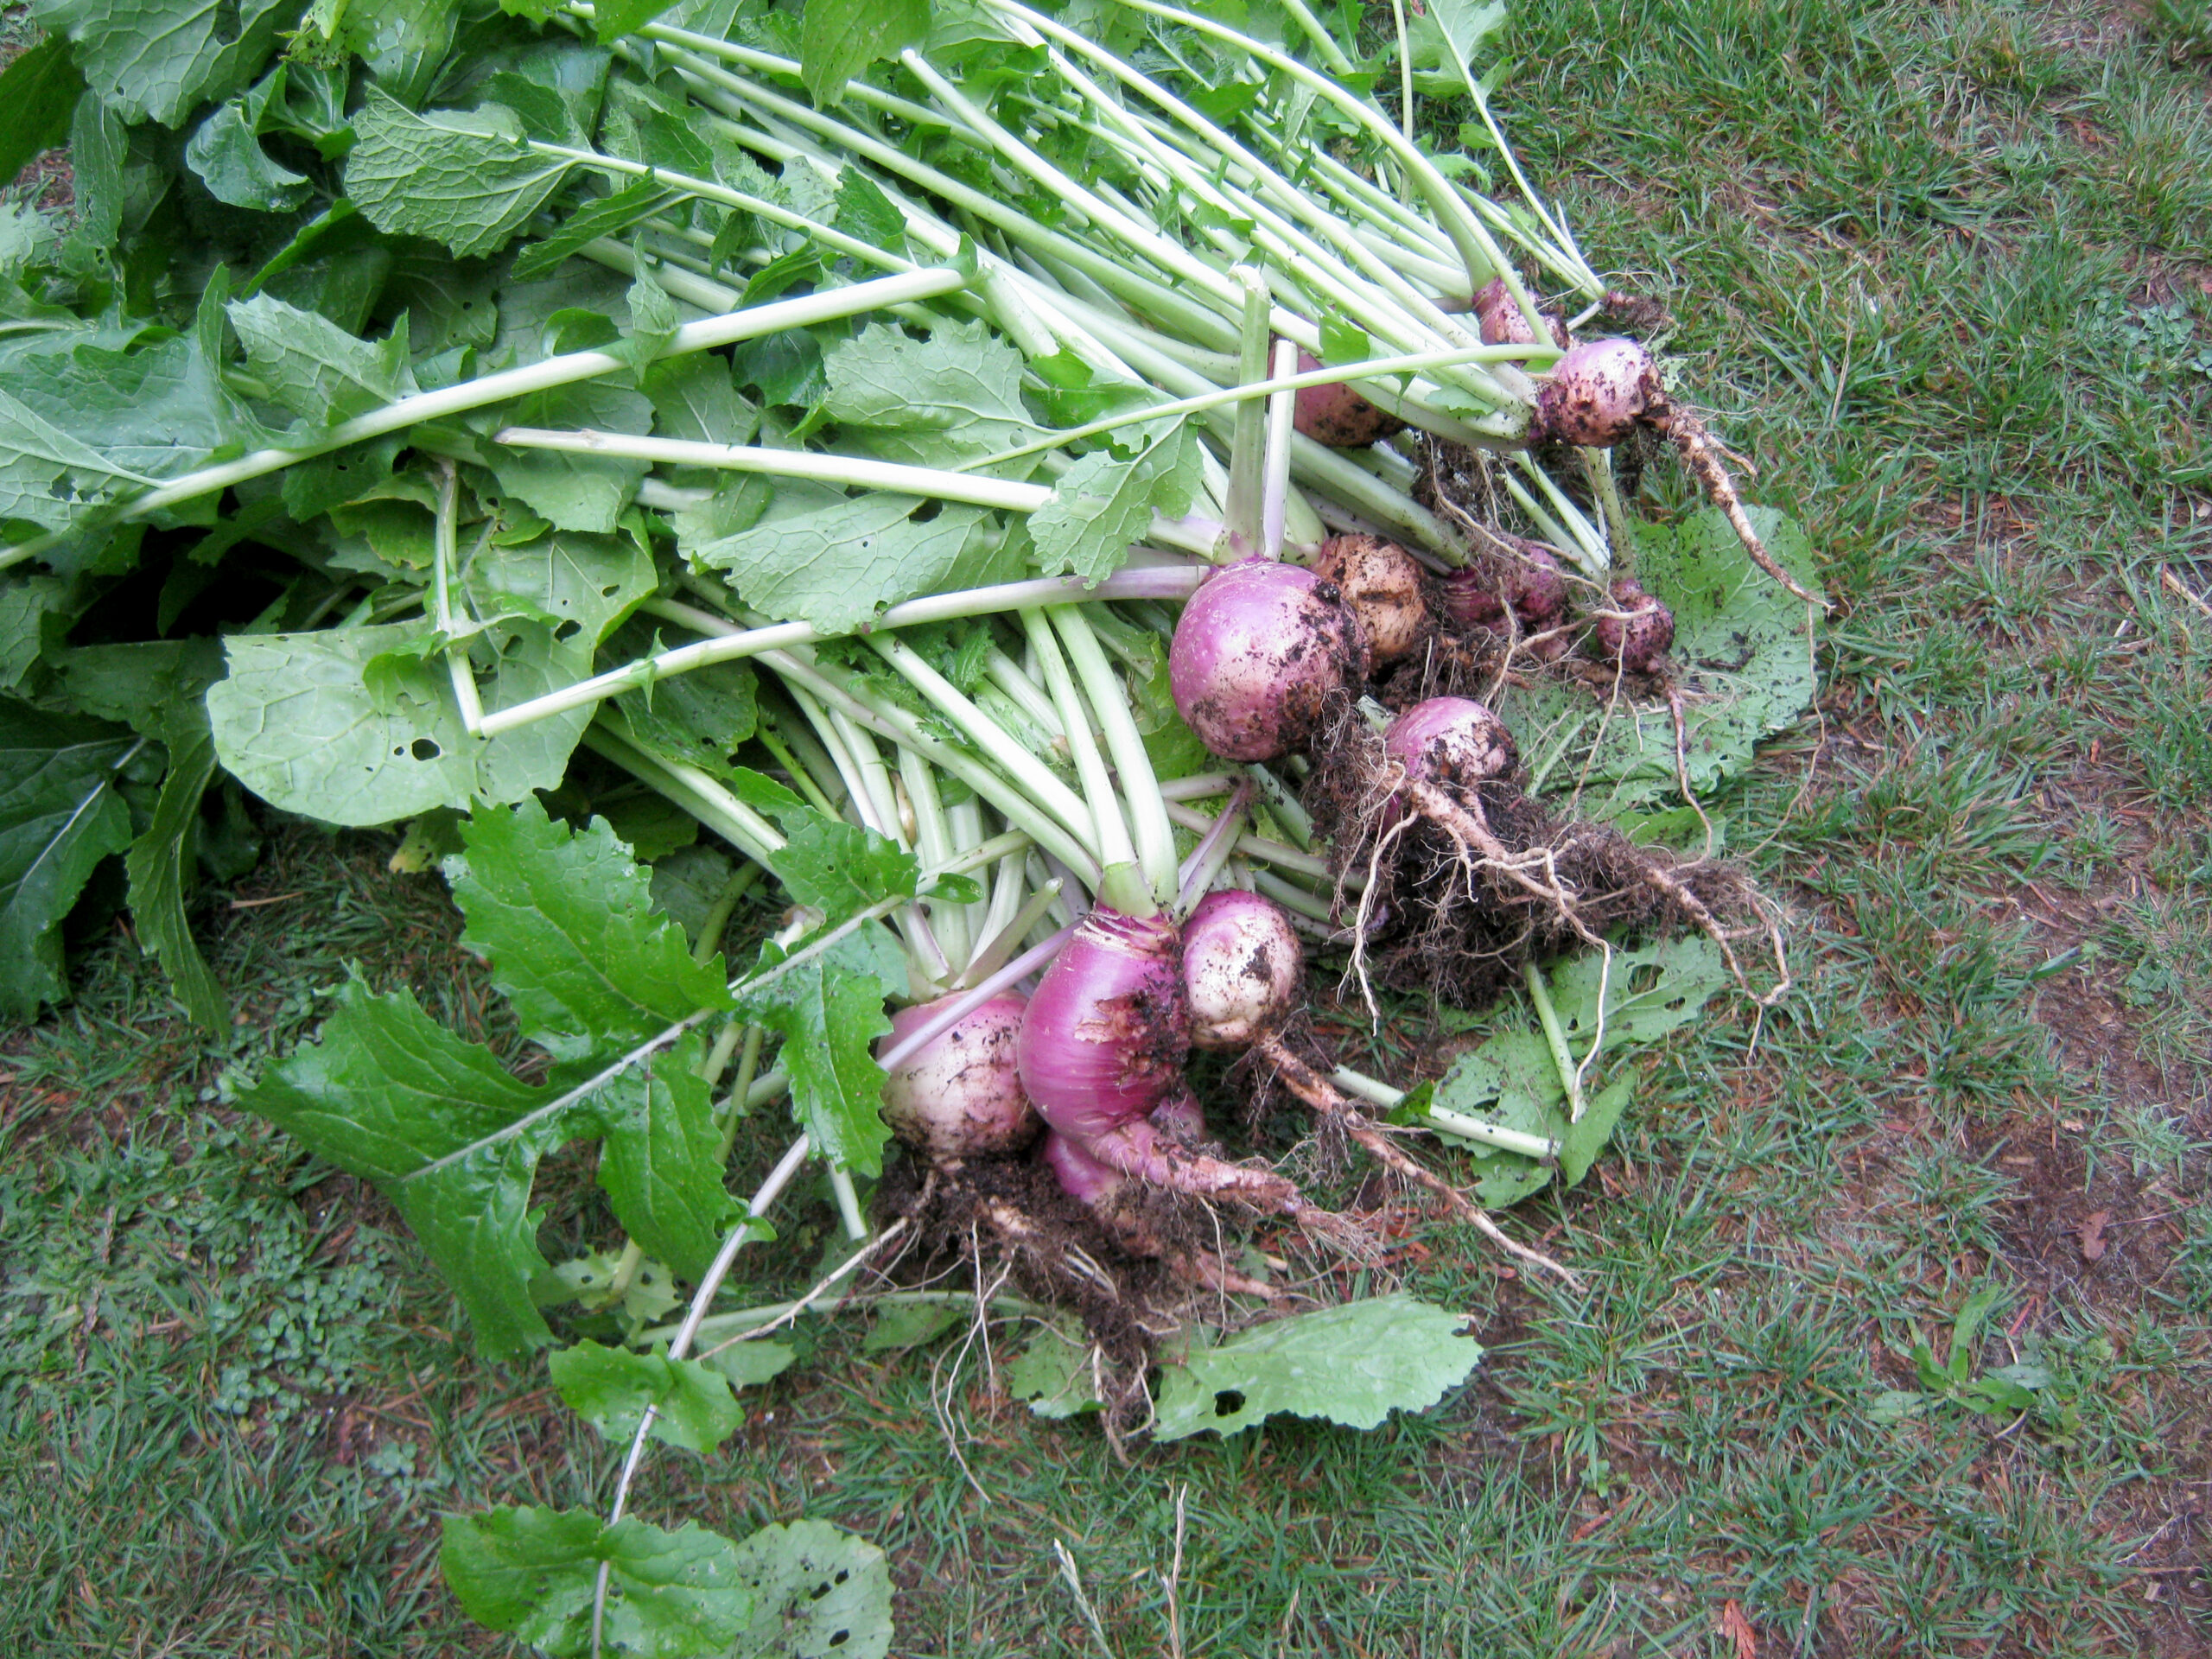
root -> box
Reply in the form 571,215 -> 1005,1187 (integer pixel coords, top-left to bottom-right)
1258,1037 -> 1580,1288
1083,1116 -> 1304,1214
1304,703 -> 1785,1005
1649,400 -> 1827,611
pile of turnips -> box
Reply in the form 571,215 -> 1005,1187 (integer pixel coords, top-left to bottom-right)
0,0 -> 1824,1419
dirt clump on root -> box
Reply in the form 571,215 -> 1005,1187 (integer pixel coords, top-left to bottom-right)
1303,702 -> 1761,1006
874,1151 -> 1255,1432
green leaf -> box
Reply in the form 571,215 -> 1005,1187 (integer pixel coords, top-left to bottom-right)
513,180 -> 683,282
0,701 -> 137,1020
442,1506 -> 759,1657
238,977 -> 570,1357
1152,1294 -> 1484,1439
0,578 -> 76,696
123,732 -> 226,1032
486,379 -> 656,531
34,0 -> 292,126
186,93 -> 311,213
207,622 -> 591,827
616,661 -> 760,784
822,320 -> 1033,469
650,845 -> 738,948
735,948 -> 893,1178
771,818 -> 917,921
1027,419 -> 1202,584
228,295 -> 419,427
1425,938 -> 1728,1205
1546,935 -> 1732,1055
830,167 -> 906,256
0,35 -> 86,185
594,1037 -> 741,1280
549,1339 -> 746,1454
1007,1317 -> 1103,1418
1504,508 -> 1821,817
448,799 -> 730,1066
344,87 -> 577,259
0,327 -> 257,531
697,1340 -> 796,1390
598,792 -> 702,861
727,1520 -> 893,1659
798,0 -> 929,104
1404,0 -> 1507,97
692,482 -> 1015,635
645,353 -> 760,452
462,529 -> 657,651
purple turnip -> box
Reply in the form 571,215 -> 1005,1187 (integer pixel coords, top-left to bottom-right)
1167,559 -> 1368,762
1588,578 -> 1675,674
1534,338 -> 1824,609
1289,346 -> 1406,448
1014,906 -> 1304,1211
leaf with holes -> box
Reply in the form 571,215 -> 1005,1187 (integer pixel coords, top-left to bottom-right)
1153,1295 -> 1483,1439
1502,507 -> 1821,817
207,623 -> 590,827
728,1520 -> 893,1659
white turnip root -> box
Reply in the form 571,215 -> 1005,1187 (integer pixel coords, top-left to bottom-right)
1310,534 -> 1430,667
879,993 -> 1041,1160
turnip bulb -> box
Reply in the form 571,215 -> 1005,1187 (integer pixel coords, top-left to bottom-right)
1040,1127 -> 1121,1207
1183,889 -> 1303,1051
1440,540 -> 1567,634
1290,346 -> 1406,448
1387,697 -> 1520,792
1471,279 -> 1569,350
1016,906 -> 1306,1211
878,993 -> 1039,1160
1589,578 -> 1675,674
1311,534 -> 1427,666
1148,1090 -> 1208,1143
1535,337 -> 1663,448
1015,908 -> 1187,1143
1471,278 -> 1538,346
1169,559 -> 1368,762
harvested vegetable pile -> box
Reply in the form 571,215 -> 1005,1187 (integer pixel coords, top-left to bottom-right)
0,0 -> 1823,1649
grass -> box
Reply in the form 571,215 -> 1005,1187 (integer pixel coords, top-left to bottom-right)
6,0 -> 2212,1654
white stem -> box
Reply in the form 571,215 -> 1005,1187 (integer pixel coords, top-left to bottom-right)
474,567 -> 1203,739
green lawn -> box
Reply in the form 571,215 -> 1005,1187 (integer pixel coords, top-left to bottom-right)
6,1 -> 2211,1655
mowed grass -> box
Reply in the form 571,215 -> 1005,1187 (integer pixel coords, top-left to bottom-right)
6,1 -> 2212,1655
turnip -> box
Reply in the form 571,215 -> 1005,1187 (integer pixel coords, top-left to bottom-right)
1470,278 -> 1569,350
1014,906 -> 1307,1212
1310,534 -> 1429,668
1288,346 -> 1407,448
1588,577 -> 1675,675
1177,888 -> 1570,1269
1167,559 -> 1367,762
878,993 -> 1041,1160
1535,338 -> 1822,607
